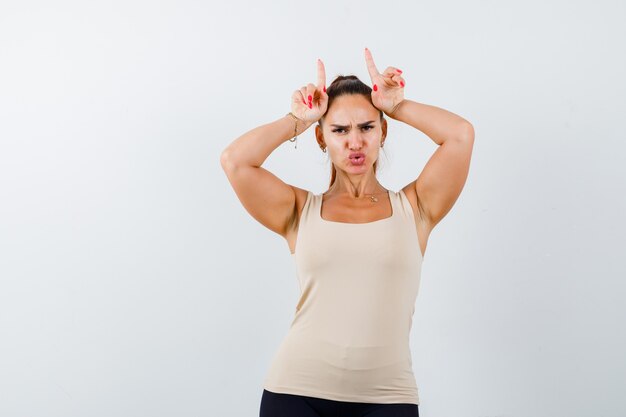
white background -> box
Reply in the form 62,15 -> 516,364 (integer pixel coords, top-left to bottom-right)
1,1 -> 625,416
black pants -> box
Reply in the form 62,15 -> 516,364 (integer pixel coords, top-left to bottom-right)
259,389 -> 419,417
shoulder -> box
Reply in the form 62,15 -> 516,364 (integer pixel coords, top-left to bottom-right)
291,185 -> 314,206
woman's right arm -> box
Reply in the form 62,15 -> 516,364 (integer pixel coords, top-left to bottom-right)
219,114 -> 314,237
221,59 -> 328,237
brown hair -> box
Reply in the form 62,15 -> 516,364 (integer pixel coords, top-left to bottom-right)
318,75 -> 385,187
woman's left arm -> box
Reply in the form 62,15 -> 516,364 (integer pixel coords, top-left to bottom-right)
363,48 -> 474,228
389,99 -> 475,227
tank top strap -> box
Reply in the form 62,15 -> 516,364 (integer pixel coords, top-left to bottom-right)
298,190 -> 317,230
388,188 -> 399,213
395,188 -> 418,225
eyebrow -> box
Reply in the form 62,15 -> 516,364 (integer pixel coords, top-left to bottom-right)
330,120 -> 376,128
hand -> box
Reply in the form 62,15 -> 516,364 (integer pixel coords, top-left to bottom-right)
364,47 -> 405,117
290,58 -> 329,124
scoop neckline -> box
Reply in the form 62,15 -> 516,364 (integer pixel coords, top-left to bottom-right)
318,189 -> 394,225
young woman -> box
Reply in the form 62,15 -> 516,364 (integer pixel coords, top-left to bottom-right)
220,47 -> 474,417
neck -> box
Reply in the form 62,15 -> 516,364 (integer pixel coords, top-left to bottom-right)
327,173 -> 385,199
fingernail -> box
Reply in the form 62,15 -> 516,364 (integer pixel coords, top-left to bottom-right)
373,84 -> 378,91
309,103 -> 312,109
323,85 -> 326,93
308,95 -> 312,102
400,81 -> 405,87
396,69 -> 402,74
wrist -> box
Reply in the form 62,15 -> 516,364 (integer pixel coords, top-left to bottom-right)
286,112 -> 314,131
385,99 -> 406,120
284,113 -> 314,148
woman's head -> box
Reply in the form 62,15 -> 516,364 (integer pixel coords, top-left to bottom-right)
315,75 -> 387,188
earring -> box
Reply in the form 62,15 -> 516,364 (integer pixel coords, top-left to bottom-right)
321,147 -> 327,153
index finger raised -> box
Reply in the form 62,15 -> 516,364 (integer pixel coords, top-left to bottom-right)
364,47 -> 380,79
317,58 -> 326,88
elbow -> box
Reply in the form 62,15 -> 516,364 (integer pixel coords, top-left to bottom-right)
456,122 -> 475,143
220,148 -> 237,172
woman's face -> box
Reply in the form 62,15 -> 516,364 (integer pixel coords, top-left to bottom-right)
316,94 -> 387,175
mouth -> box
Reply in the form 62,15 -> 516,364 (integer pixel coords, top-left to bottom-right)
348,152 -> 365,165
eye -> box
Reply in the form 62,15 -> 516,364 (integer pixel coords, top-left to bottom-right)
332,126 -> 374,133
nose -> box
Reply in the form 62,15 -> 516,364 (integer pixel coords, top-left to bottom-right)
348,132 -> 364,150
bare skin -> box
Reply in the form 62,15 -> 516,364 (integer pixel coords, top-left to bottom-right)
221,48 -> 474,259
284,185 -> 431,258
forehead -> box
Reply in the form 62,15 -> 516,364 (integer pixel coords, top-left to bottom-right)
325,95 -> 378,122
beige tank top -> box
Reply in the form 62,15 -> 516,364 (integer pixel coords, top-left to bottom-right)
262,189 -> 423,405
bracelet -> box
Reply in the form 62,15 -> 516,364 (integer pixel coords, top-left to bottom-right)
286,112 -> 303,149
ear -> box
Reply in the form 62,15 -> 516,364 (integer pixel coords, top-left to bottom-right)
381,117 -> 388,140
315,124 -> 325,148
